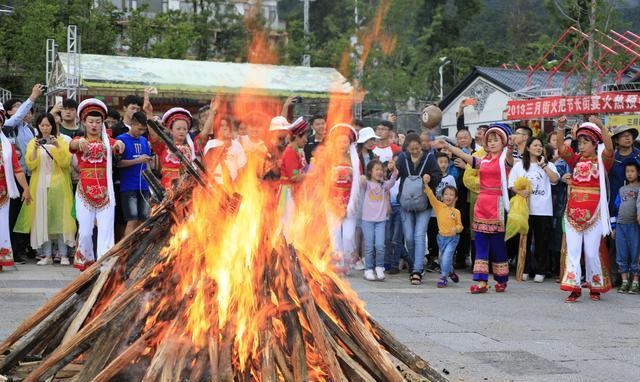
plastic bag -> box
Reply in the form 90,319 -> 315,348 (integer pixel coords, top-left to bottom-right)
505,176 -> 532,241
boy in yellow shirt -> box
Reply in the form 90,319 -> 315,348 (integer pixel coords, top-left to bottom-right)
425,185 -> 463,287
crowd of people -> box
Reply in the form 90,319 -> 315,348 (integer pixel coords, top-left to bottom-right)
0,86 -> 639,303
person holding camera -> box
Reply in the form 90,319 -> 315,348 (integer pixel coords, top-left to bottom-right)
14,113 -> 75,266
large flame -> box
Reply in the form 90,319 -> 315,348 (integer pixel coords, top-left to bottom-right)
137,4 -> 396,379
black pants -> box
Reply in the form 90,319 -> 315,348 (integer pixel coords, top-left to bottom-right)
427,217 -> 438,260
454,197 -> 470,267
525,215 -> 553,275
9,176 -> 30,257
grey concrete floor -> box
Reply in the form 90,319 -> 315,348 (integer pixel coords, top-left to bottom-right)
1,261 -> 638,381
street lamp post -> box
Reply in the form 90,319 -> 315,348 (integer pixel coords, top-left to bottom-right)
439,56 -> 451,101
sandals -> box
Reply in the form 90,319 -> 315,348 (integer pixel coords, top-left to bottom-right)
565,291 -> 581,303
495,283 -> 507,293
437,276 -> 447,288
469,284 -> 488,294
589,292 -> 601,301
410,272 -> 422,285
449,272 -> 459,283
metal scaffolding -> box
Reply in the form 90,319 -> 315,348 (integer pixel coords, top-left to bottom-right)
45,25 -> 82,103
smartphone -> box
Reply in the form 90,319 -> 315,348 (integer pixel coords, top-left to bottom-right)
55,96 -> 63,107
147,87 -> 158,95
465,98 -> 477,106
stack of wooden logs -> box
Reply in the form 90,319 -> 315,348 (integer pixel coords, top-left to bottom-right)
0,175 -> 447,382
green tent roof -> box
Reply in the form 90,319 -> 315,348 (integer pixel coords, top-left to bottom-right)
58,53 -> 352,99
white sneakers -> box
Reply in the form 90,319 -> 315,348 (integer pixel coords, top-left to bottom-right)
364,269 -> 376,281
534,274 -> 545,283
354,259 -> 365,271
60,257 -> 71,266
522,274 -> 529,281
364,267 -> 386,281
37,257 -> 53,265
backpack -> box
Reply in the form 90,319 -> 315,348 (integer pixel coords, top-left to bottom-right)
399,154 -> 431,211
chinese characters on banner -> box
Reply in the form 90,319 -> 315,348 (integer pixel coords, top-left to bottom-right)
506,92 -> 640,120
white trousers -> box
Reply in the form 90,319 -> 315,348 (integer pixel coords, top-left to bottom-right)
73,194 -> 114,268
0,202 -> 13,265
561,217 -> 607,292
327,213 -> 357,274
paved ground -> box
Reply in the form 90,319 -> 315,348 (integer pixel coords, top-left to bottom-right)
1,261 -> 639,382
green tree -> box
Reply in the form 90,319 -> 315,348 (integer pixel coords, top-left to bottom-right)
65,0 -> 119,55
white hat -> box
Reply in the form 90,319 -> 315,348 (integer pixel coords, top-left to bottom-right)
269,116 -> 291,131
162,107 -> 193,128
77,98 -> 107,121
356,127 -> 380,144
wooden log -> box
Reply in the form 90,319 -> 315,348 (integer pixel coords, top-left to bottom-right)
90,326 -> 159,382
332,301 -> 404,382
328,335 -> 376,382
391,358 -> 430,382
142,318 -> 182,382
287,247 -> 347,382
284,311 -> 307,382
217,323 -> 234,382
68,292 -> 141,382
318,310 -> 384,381
273,343 -> 294,382
368,318 -> 448,382
208,335 -> 219,382
516,233 -> 527,282
61,257 -> 119,346
0,294 -> 83,374
22,283 -> 144,382
188,349 -> 209,382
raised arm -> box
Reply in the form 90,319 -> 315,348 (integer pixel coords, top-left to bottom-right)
4,84 -> 43,128
590,116 -> 613,157
433,139 -> 473,165
556,116 -> 567,156
197,97 -> 218,147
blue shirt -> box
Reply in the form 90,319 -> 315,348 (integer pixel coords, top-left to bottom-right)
3,99 -> 36,175
117,133 -> 151,192
609,147 -> 640,219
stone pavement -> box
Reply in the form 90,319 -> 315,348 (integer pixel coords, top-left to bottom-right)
2,261 -> 639,382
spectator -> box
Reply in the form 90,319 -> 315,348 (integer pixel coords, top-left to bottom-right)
59,99 -> 82,139
356,127 -> 379,173
262,116 -> 290,181
546,143 -> 569,281
203,116 -> 247,185
70,99 -> 125,271
435,124 -> 515,294
105,108 -> 121,132
325,124 -> 361,275
425,185 -> 463,288
557,117 -> 614,302
197,104 -> 211,136
110,95 -> 143,138
14,113 -> 75,265
149,108 -> 197,190
508,137 -> 560,283
396,133 -> 441,285
398,133 -> 406,147
304,114 -> 326,163
359,159 -> 398,281
512,126 -> 532,161
427,151 -> 457,273
0,106 -> 32,269
452,128 -> 473,269
353,118 -> 364,131
608,125 -> 640,278
613,158 -> 640,294
384,152 -> 407,274
373,120 -> 401,163
3,84 -> 43,263
116,111 -> 152,237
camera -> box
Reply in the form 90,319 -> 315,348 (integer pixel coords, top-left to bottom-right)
38,137 -> 53,145
292,96 -> 302,104
40,85 -> 48,93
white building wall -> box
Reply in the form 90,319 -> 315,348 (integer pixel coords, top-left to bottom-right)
440,77 -> 512,138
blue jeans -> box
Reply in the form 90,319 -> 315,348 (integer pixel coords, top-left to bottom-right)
120,191 -> 151,221
362,220 -> 386,269
437,234 -> 460,277
385,204 -> 406,269
616,223 -> 640,275
401,208 -> 432,274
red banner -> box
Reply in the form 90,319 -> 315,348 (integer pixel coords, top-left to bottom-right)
506,92 -> 640,120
